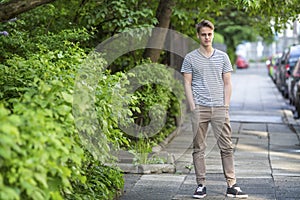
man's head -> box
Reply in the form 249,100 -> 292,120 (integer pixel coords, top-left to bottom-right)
196,20 -> 214,33
196,20 -> 214,47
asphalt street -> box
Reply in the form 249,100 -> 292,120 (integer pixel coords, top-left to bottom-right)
118,62 -> 300,200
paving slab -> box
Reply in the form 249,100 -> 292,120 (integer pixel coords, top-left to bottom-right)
120,174 -> 186,200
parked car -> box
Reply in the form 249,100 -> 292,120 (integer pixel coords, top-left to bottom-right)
287,58 -> 300,105
235,55 -> 249,69
274,55 -> 283,87
266,53 -> 282,82
293,79 -> 300,118
277,44 -> 300,98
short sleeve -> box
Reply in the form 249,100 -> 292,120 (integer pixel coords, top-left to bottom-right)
223,53 -> 233,73
181,55 -> 192,74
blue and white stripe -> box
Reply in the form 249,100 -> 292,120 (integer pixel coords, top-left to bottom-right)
181,49 -> 233,107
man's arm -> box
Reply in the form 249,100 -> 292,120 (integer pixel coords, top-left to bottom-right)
223,72 -> 232,107
183,73 -> 195,111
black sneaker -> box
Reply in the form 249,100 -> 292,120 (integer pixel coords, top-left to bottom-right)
193,184 -> 206,199
226,184 -> 248,198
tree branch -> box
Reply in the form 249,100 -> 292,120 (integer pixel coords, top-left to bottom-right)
0,0 -> 57,22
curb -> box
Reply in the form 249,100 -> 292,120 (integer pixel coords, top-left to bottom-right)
118,163 -> 175,174
115,127 -> 180,174
282,109 -> 300,145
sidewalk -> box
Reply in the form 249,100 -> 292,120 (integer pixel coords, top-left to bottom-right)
119,63 -> 300,200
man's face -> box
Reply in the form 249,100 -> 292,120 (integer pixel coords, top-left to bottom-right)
197,27 -> 214,47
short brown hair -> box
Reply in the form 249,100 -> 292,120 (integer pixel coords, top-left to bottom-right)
196,20 -> 214,33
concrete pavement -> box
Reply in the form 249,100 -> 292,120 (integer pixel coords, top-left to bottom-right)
118,63 -> 300,200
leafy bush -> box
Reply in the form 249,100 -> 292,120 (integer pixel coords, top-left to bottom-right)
123,63 -> 184,164
127,63 -> 184,142
0,37 -> 125,199
65,160 -> 124,200
0,26 -> 91,62
0,89 -> 83,200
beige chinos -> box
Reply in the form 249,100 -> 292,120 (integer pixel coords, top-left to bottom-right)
191,105 -> 236,187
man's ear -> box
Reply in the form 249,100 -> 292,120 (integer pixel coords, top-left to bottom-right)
196,32 -> 200,39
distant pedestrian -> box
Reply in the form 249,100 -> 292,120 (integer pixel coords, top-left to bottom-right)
181,19 -> 248,199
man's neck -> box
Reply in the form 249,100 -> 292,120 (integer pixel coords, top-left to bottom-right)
199,45 -> 214,58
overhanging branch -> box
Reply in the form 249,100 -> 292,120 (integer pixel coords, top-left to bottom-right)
0,0 -> 57,22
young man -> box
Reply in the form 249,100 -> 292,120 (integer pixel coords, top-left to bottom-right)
181,20 -> 248,199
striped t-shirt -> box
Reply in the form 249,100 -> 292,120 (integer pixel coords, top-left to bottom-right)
181,49 -> 233,107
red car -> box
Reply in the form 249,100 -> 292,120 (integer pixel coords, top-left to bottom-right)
235,55 -> 249,69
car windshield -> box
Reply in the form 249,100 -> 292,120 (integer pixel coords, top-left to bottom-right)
289,55 -> 300,67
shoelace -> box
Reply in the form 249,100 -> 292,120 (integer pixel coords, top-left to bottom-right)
196,186 -> 204,192
233,186 -> 242,193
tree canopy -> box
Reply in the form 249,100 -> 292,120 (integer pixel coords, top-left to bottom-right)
1,0 -> 299,62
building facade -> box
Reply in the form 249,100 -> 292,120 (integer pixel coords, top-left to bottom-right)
236,20 -> 300,61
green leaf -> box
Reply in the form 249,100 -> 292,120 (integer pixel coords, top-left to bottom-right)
34,173 -> 48,189
50,191 -> 64,200
0,147 -> 11,159
61,92 -> 73,104
31,189 -> 45,200
0,186 -> 20,200
0,124 -> 19,137
57,104 -> 71,116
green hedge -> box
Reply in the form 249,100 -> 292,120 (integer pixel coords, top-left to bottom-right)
0,32 -> 125,199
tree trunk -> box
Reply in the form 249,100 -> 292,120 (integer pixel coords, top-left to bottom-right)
0,0 -> 56,22
143,0 -> 175,62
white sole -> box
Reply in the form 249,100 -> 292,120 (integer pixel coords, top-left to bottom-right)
193,194 -> 206,199
226,194 -> 248,198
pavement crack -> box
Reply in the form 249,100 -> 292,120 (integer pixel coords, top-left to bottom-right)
267,123 -> 277,200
